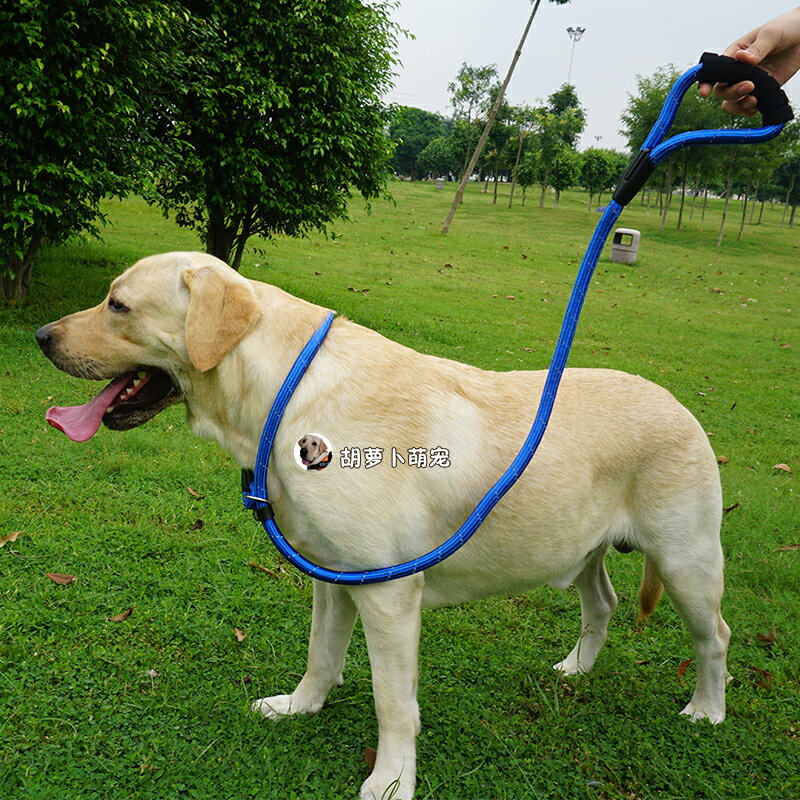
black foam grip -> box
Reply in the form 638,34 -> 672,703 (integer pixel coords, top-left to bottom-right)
697,52 -> 793,125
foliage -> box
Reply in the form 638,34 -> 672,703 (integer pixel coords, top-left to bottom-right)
548,146 -> 582,206
580,148 -> 626,205
0,0 -> 186,301
447,63 -> 499,124
416,137 -> 460,178
389,106 -> 447,179
148,0 -> 400,270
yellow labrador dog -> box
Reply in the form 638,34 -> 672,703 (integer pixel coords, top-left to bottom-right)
36,252 -> 729,800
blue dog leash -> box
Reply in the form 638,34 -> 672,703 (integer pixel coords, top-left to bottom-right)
243,53 -> 792,585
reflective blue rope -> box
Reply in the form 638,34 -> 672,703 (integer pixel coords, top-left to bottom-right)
244,59 -> 787,585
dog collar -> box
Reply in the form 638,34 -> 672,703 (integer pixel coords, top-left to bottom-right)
306,451 -> 332,471
242,311 -> 336,522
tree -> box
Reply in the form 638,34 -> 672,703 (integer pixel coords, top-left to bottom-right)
149,0 -> 400,270
416,137 -> 459,178
581,148 -> 616,208
447,62 -> 500,177
549,146 -> 581,207
0,0 -> 184,302
440,0 -> 572,234
389,106 -> 446,179
531,88 -> 585,207
507,104 -> 538,208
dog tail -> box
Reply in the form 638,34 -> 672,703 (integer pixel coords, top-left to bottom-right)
637,556 -> 664,622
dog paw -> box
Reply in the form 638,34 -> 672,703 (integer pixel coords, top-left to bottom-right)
553,658 -> 585,675
360,775 -> 412,800
680,701 -> 725,725
251,693 -> 321,719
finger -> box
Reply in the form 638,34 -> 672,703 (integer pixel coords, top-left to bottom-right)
698,82 -> 713,98
721,96 -> 758,116
713,80 -> 755,101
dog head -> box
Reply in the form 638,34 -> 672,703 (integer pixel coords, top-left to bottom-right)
36,252 -> 261,441
297,434 -> 330,468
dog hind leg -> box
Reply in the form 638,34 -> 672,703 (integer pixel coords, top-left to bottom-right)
554,544 -> 617,675
252,580 -> 357,718
648,541 -> 730,724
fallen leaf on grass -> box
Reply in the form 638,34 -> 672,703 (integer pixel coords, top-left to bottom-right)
755,629 -> 778,647
677,658 -> 693,684
110,607 -> 134,622
187,486 -> 206,498
776,543 -> 800,551
247,561 -> 280,579
723,503 -> 740,514
190,519 -> 205,531
749,665 -> 775,689
773,463 -> 792,473
46,572 -> 75,585
364,747 -> 377,771
717,455 -> 730,464
234,627 -> 246,643
0,531 -> 22,547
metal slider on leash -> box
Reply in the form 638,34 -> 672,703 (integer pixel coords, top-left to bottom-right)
241,468 -> 274,522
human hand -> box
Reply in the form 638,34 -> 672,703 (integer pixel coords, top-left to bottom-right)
698,8 -> 800,115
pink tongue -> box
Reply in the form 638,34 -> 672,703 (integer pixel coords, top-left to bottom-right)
46,375 -> 133,442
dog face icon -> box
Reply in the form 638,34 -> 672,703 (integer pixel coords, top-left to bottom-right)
296,433 -> 332,470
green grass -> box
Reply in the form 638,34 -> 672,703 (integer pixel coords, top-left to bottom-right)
1,182 -> 798,799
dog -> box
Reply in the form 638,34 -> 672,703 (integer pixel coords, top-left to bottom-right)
297,433 -> 332,470
36,252 -> 729,800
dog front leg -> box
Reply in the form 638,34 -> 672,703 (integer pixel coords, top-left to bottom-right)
253,580 -> 357,718
351,576 -> 424,800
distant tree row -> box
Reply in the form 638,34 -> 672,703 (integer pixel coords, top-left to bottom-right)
621,65 -> 800,245
388,62 -> 628,210
389,61 -> 800,245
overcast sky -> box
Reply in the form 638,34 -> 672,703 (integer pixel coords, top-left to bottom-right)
384,0 -> 797,152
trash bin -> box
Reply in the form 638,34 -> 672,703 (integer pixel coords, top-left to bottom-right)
435,177 -> 444,190
610,227 -> 640,264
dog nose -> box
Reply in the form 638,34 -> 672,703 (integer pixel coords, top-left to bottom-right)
35,324 -> 54,355
300,447 -> 308,459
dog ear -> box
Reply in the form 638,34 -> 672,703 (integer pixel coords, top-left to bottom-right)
183,266 -> 261,372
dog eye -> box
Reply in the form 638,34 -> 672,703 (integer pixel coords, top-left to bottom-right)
108,297 -> 129,313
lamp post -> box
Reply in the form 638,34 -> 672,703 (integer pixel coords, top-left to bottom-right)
566,26 -> 586,85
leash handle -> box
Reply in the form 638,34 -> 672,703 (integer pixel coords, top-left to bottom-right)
697,53 -> 793,125
614,55 -> 793,207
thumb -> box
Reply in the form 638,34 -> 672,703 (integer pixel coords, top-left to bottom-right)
735,28 -> 781,67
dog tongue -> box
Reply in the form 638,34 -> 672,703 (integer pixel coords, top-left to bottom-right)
46,374 -> 133,442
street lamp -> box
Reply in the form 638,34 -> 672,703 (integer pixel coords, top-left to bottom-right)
566,26 -> 586,85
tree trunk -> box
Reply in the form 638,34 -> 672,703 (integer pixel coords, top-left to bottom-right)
716,153 -> 735,247
781,174 -> 795,226
206,203 -> 237,266
702,186 -> 709,221
791,203 -> 797,227
440,0 -> 543,234
1,230 -> 42,303
587,190 -> 594,209
738,184 -> 749,241
659,163 -> 673,233
538,168 -> 549,208
492,156 -> 501,205
554,188 -> 561,208
522,185 -> 527,206
676,155 -> 689,230
508,134 -> 525,209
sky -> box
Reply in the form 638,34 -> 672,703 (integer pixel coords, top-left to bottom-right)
383,0 -> 797,152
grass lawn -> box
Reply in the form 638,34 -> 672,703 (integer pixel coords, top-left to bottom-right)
1,181 -> 798,799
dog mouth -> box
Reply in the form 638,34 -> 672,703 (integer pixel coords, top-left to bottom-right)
46,368 -> 182,442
